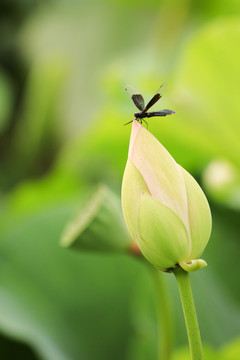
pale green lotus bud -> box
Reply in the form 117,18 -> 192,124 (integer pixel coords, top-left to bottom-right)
121,120 -> 212,272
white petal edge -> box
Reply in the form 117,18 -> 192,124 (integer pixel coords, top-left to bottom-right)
121,159 -> 150,240
180,166 -> 212,259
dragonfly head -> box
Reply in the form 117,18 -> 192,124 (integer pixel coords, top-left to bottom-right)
134,112 -> 141,119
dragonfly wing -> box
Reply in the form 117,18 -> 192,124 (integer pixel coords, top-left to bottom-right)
125,85 -> 145,111
153,109 -> 176,116
143,83 -> 167,112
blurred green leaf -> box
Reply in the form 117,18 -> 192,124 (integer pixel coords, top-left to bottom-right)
0,70 -> 14,134
172,345 -> 216,360
148,17 -> 240,173
0,168 -> 82,235
171,336 -> 240,359
0,197 -> 142,360
220,337 -> 240,360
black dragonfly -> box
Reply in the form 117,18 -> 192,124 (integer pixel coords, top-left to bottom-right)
125,83 -> 175,127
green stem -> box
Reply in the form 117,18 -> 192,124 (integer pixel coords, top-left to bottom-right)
151,268 -> 173,360
173,267 -> 204,360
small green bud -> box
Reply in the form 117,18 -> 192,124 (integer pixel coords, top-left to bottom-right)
121,120 -> 212,272
61,185 -> 132,253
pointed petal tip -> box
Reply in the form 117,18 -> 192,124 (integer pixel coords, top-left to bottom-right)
128,120 -> 143,158
132,119 -> 142,127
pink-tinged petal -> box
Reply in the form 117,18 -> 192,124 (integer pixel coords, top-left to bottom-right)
180,166 -> 212,259
129,120 -> 190,234
128,119 -> 142,158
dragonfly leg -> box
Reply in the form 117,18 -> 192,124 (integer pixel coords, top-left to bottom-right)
124,120 -> 133,126
142,119 -> 148,129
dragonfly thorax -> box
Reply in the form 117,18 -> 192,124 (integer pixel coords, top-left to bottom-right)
134,112 -> 147,119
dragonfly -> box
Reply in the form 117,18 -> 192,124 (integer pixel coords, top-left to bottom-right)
124,83 -> 175,127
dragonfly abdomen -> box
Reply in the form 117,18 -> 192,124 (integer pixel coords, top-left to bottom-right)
134,112 -> 158,119
134,110 -> 175,119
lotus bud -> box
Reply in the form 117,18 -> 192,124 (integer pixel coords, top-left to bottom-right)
121,120 -> 212,272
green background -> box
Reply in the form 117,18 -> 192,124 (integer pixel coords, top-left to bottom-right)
0,0 -> 240,359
